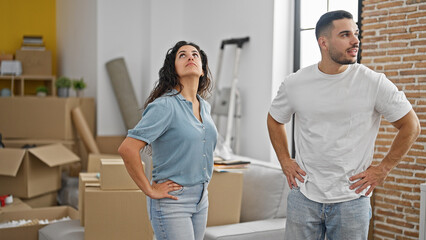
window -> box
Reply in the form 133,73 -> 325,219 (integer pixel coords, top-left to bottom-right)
294,0 -> 361,70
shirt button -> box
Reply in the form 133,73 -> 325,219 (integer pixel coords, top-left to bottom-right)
203,154 -> 206,157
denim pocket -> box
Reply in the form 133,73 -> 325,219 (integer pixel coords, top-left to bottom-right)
168,187 -> 184,196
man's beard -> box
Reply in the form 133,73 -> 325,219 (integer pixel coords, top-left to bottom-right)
328,44 -> 358,65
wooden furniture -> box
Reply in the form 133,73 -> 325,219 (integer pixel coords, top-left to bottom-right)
0,75 -> 56,96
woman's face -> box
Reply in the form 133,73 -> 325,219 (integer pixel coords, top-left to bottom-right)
174,45 -> 203,79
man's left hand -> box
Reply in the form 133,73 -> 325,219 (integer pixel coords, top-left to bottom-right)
349,165 -> 389,196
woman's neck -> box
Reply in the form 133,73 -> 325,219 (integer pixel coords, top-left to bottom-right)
175,77 -> 199,102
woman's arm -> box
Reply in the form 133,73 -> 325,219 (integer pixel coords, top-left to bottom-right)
118,137 -> 181,199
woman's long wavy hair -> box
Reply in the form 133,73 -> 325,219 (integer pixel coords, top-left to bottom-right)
144,41 -> 213,109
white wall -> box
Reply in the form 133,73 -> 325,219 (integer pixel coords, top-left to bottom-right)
57,0 -> 294,162
97,0 -> 150,136
56,0 -> 97,99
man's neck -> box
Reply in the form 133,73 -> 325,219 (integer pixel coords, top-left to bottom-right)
318,60 -> 349,75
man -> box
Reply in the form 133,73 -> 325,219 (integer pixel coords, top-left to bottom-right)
267,10 -> 420,240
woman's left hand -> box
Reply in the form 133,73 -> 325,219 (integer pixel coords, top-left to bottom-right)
149,180 -> 182,200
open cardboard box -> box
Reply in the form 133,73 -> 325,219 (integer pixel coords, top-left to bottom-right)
0,206 -> 78,240
0,144 -> 80,198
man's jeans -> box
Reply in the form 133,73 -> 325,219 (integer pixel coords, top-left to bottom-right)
149,182 -> 209,240
284,187 -> 371,240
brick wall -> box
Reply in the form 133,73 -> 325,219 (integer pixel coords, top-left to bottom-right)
360,0 -> 426,239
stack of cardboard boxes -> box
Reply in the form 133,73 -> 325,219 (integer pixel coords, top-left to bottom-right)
0,97 -> 94,239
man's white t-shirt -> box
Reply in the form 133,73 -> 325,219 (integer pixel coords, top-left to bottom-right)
269,63 -> 412,203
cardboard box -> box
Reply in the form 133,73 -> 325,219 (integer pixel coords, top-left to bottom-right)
78,173 -> 99,226
100,159 -> 139,190
96,135 -> 126,155
0,144 -> 80,198
15,50 -> 52,75
207,171 -> 243,226
0,206 -> 78,240
3,138 -> 84,177
0,198 -> 31,213
0,97 -> 95,140
84,185 -> 153,240
22,191 -> 57,208
87,153 -> 121,172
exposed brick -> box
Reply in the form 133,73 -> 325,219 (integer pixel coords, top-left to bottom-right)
362,18 -> 379,24
397,163 -> 426,171
388,19 -> 418,27
380,42 -> 408,48
418,47 -> 426,52
387,218 -> 415,228
403,55 -> 426,61
410,25 -> 426,32
389,6 -> 418,14
406,216 -> 420,224
384,63 -> 413,70
390,169 -> 414,177
405,84 -> 426,90
384,71 -> 399,77
402,193 -> 421,200
387,49 -> 416,55
376,223 -> 403,233
414,172 -> 426,178
408,11 -> 426,18
417,158 -> 426,164
379,15 -> 406,21
377,209 -> 404,219
415,62 -> 426,68
361,44 -> 379,50
362,36 -> 388,43
375,229 -> 396,238
404,207 -> 420,215
377,1 -> 405,9
383,183 -> 413,192
363,23 -> 388,30
374,56 -> 401,62
408,150 -> 426,157
381,28 -> 407,35
404,230 -> 419,238
411,40 -> 426,46
362,10 -> 389,17
400,69 -> 426,75
396,178 -> 425,184
363,51 -> 387,57
389,33 -> 417,41
362,30 -> 377,36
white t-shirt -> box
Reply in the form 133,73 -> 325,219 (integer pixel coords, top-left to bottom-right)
269,63 -> 412,203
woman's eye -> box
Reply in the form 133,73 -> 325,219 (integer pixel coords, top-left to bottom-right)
193,53 -> 199,58
179,54 -> 186,58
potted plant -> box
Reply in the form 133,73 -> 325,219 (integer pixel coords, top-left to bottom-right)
56,76 -> 71,98
35,85 -> 48,97
72,78 -> 86,97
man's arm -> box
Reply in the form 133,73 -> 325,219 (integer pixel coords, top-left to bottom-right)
267,113 -> 306,188
349,109 -> 421,195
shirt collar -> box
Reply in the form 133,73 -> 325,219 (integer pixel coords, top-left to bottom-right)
168,88 -> 201,102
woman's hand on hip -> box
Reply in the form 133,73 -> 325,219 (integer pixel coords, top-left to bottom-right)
149,180 -> 182,200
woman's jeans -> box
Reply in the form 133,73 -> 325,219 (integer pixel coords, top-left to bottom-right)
285,187 -> 371,240
148,181 -> 209,240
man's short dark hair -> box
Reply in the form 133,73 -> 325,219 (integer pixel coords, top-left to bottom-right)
315,10 -> 353,40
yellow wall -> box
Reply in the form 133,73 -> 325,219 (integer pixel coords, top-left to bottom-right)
0,0 -> 56,75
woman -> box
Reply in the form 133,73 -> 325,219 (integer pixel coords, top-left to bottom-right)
118,41 -> 217,240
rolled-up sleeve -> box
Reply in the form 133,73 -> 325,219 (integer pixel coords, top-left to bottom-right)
127,98 -> 173,144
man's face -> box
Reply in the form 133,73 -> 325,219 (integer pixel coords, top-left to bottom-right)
326,18 -> 360,65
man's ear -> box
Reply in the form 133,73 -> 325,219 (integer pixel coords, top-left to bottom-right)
318,36 -> 328,51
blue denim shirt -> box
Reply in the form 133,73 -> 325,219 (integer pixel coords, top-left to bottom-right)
127,89 -> 217,186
